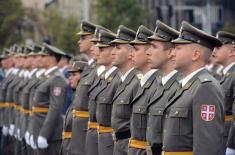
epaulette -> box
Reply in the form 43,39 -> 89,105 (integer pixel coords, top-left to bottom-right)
198,74 -> 212,83
136,73 -> 143,80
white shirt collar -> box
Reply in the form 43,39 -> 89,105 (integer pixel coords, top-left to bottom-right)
140,69 -> 157,87
19,70 -> 25,77
120,67 -> 134,82
88,59 -> 95,66
216,65 -> 223,74
29,68 -> 38,78
181,67 -> 205,87
105,66 -> 117,79
44,66 -> 58,76
13,68 -> 20,75
97,65 -> 106,76
59,66 -> 69,73
6,68 -> 13,76
36,69 -> 46,78
162,70 -> 178,86
223,62 -> 235,75
23,70 -> 29,78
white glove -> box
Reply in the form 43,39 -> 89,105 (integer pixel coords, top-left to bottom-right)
37,136 -> 48,149
30,135 -> 37,150
226,147 -> 235,155
9,124 -> 15,136
2,126 -> 8,136
17,128 -> 22,141
25,131 -> 30,145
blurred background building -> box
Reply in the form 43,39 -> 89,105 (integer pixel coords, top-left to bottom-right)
1,0 -> 235,53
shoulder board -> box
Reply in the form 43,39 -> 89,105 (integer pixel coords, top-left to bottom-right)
198,74 -> 212,83
136,73 -> 143,80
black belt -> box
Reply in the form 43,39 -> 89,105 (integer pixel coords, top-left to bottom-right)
112,130 -> 131,141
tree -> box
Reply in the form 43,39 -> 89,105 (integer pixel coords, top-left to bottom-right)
222,21 -> 235,34
0,0 -> 24,50
45,8 -> 80,54
96,0 -> 148,32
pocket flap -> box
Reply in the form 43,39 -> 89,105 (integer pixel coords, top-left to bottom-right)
149,107 -> 164,116
81,79 -> 93,85
96,96 -> 112,104
133,106 -> 147,114
115,98 -> 130,105
169,107 -> 189,118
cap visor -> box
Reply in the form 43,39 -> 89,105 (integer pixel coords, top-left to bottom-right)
91,38 -> 99,42
111,39 -> 129,44
95,43 -> 110,48
68,69 -> 80,73
148,35 -> 168,42
130,39 -> 147,45
76,31 -> 92,36
171,38 -> 193,44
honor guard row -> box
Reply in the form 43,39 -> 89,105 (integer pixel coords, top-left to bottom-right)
0,19 -> 235,155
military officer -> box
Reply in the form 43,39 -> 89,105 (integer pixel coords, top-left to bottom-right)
30,43 -> 67,155
96,26 -> 136,155
85,26 -> 113,155
127,25 -> 161,155
0,48 -> 16,155
146,20 -> 180,155
21,43 -> 44,155
212,31 -> 235,154
13,45 -> 33,155
27,44 -> 48,151
110,25 -> 140,155
71,21 -> 97,155
162,21 -> 224,155
61,60 -> 87,155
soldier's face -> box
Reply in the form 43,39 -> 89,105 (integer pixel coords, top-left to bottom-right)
147,41 -> 168,69
132,44 -> 149,70
78,35 -> 93,53
69,72 -> 81,89
172,44 -> 193,71
212,44 -> 231,65
90,45 -> 99,61
97,46 -> 113,66
111,44 -> 132,67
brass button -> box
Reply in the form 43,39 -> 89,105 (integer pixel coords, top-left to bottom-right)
163,129 -> 167,133
158,110 -> 162,114
175,111 -> 179,115
138,108 -> 141,112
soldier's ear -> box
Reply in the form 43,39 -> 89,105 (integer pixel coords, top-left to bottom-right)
191,48 -> 201,62
230,47 -> 235,57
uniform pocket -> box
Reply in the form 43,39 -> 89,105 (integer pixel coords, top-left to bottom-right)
132,106 -> 147,129
149,107 -> 164,133
115,98 -> 131,119
168,107 -> 191,135
96,96 -> 113,118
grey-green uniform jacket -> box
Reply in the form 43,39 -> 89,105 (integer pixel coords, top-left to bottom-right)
146,72 -> 180,155
162,69 -> 224,155
31,69 -> 67,142
0,73 -> 15,126
222,65 -> 235,149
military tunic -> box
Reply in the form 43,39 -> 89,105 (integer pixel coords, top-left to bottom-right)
162,69 -> 224,155
128,71 -> 160,155
222,64 -> 235,149
31,68 -> 67,155
146,72 -> 180,155
111,69 -> 139,155
70,62 -> 97,155
95,68 -> 120,155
